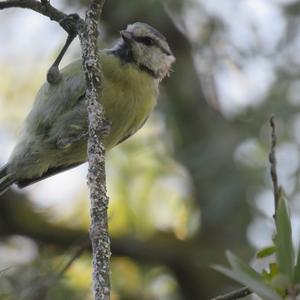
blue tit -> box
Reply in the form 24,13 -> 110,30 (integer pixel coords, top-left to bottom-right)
0,22 -> 175,195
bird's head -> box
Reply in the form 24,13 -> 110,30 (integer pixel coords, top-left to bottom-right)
119,22 -> 175,81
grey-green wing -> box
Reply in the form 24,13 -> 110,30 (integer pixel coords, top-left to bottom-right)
23,59 -> 86,140
48,95 -> 89,149
16,162 -> 83,188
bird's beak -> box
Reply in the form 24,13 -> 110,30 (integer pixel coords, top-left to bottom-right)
120,30 -> 133,43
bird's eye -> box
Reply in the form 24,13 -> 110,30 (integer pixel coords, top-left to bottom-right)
137,36 -> 155,46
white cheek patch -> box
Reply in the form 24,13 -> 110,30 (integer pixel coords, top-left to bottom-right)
126,24 -> 135,33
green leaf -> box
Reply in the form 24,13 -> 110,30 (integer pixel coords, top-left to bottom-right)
269,263 -> 279,278
213,251 -> 282,300
261,263 -> 279,282
256,246 -> 276,259
226,251 -> 261,278
275,192 -> 294,282
293,245 -> 300,283
213,264 -> 282,300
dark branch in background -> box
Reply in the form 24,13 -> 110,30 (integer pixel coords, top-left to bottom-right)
0,1 -> 110,299
0,190 -> 222,300
211,287 -> 251,300
0,191 -> 90,246
269,114 -> 279,218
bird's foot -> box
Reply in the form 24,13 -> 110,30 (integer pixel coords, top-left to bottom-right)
100,119 -> 112,137
59,13 -> 80,36
46,14 -> 80,85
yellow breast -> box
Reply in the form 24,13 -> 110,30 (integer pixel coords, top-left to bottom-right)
100,52 -> 158,149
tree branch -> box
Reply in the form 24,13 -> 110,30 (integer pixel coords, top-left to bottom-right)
269,114 -> 279,218
76,1 -> 110,299
0,0 -> 66,24
211,287 -> 251,300
56,241 -> 90,278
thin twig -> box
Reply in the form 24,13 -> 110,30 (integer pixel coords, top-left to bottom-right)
29,242 -> 90,300
56,241 -> 90,278
269,114 -> 279,218
0,265 -> 16,276
211,287 -> 252,300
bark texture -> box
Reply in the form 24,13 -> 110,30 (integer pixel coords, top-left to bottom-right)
77,1 -> 110,299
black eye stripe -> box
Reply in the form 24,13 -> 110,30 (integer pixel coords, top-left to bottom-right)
134,36 -> 172,56
135,36 -> 155,46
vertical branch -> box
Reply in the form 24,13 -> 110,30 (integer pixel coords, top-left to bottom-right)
76,1 -> 110,299
269,115 -> 279,219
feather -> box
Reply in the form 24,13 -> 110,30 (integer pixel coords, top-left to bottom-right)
0,165 -> 16,195
17,162 -> 83,188
0,164 -> 7,178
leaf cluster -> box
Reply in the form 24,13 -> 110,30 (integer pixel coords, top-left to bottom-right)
215,191 -> 300,299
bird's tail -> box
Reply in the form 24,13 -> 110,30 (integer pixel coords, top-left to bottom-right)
0,164 -> 16,196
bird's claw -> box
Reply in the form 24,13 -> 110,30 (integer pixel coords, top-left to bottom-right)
59,13 -> 80,36
46,14 -> 79,85
101,119 -> 112,137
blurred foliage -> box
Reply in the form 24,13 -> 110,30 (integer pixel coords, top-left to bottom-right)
107,114 -> 198,240
215,190 -> 300,299
2,0 -> 300,299
0,252 -> 91,300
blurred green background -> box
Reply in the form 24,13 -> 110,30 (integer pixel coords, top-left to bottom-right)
1,0 -> 300,299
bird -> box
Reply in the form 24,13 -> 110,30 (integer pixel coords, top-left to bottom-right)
0,22 -> 175,195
